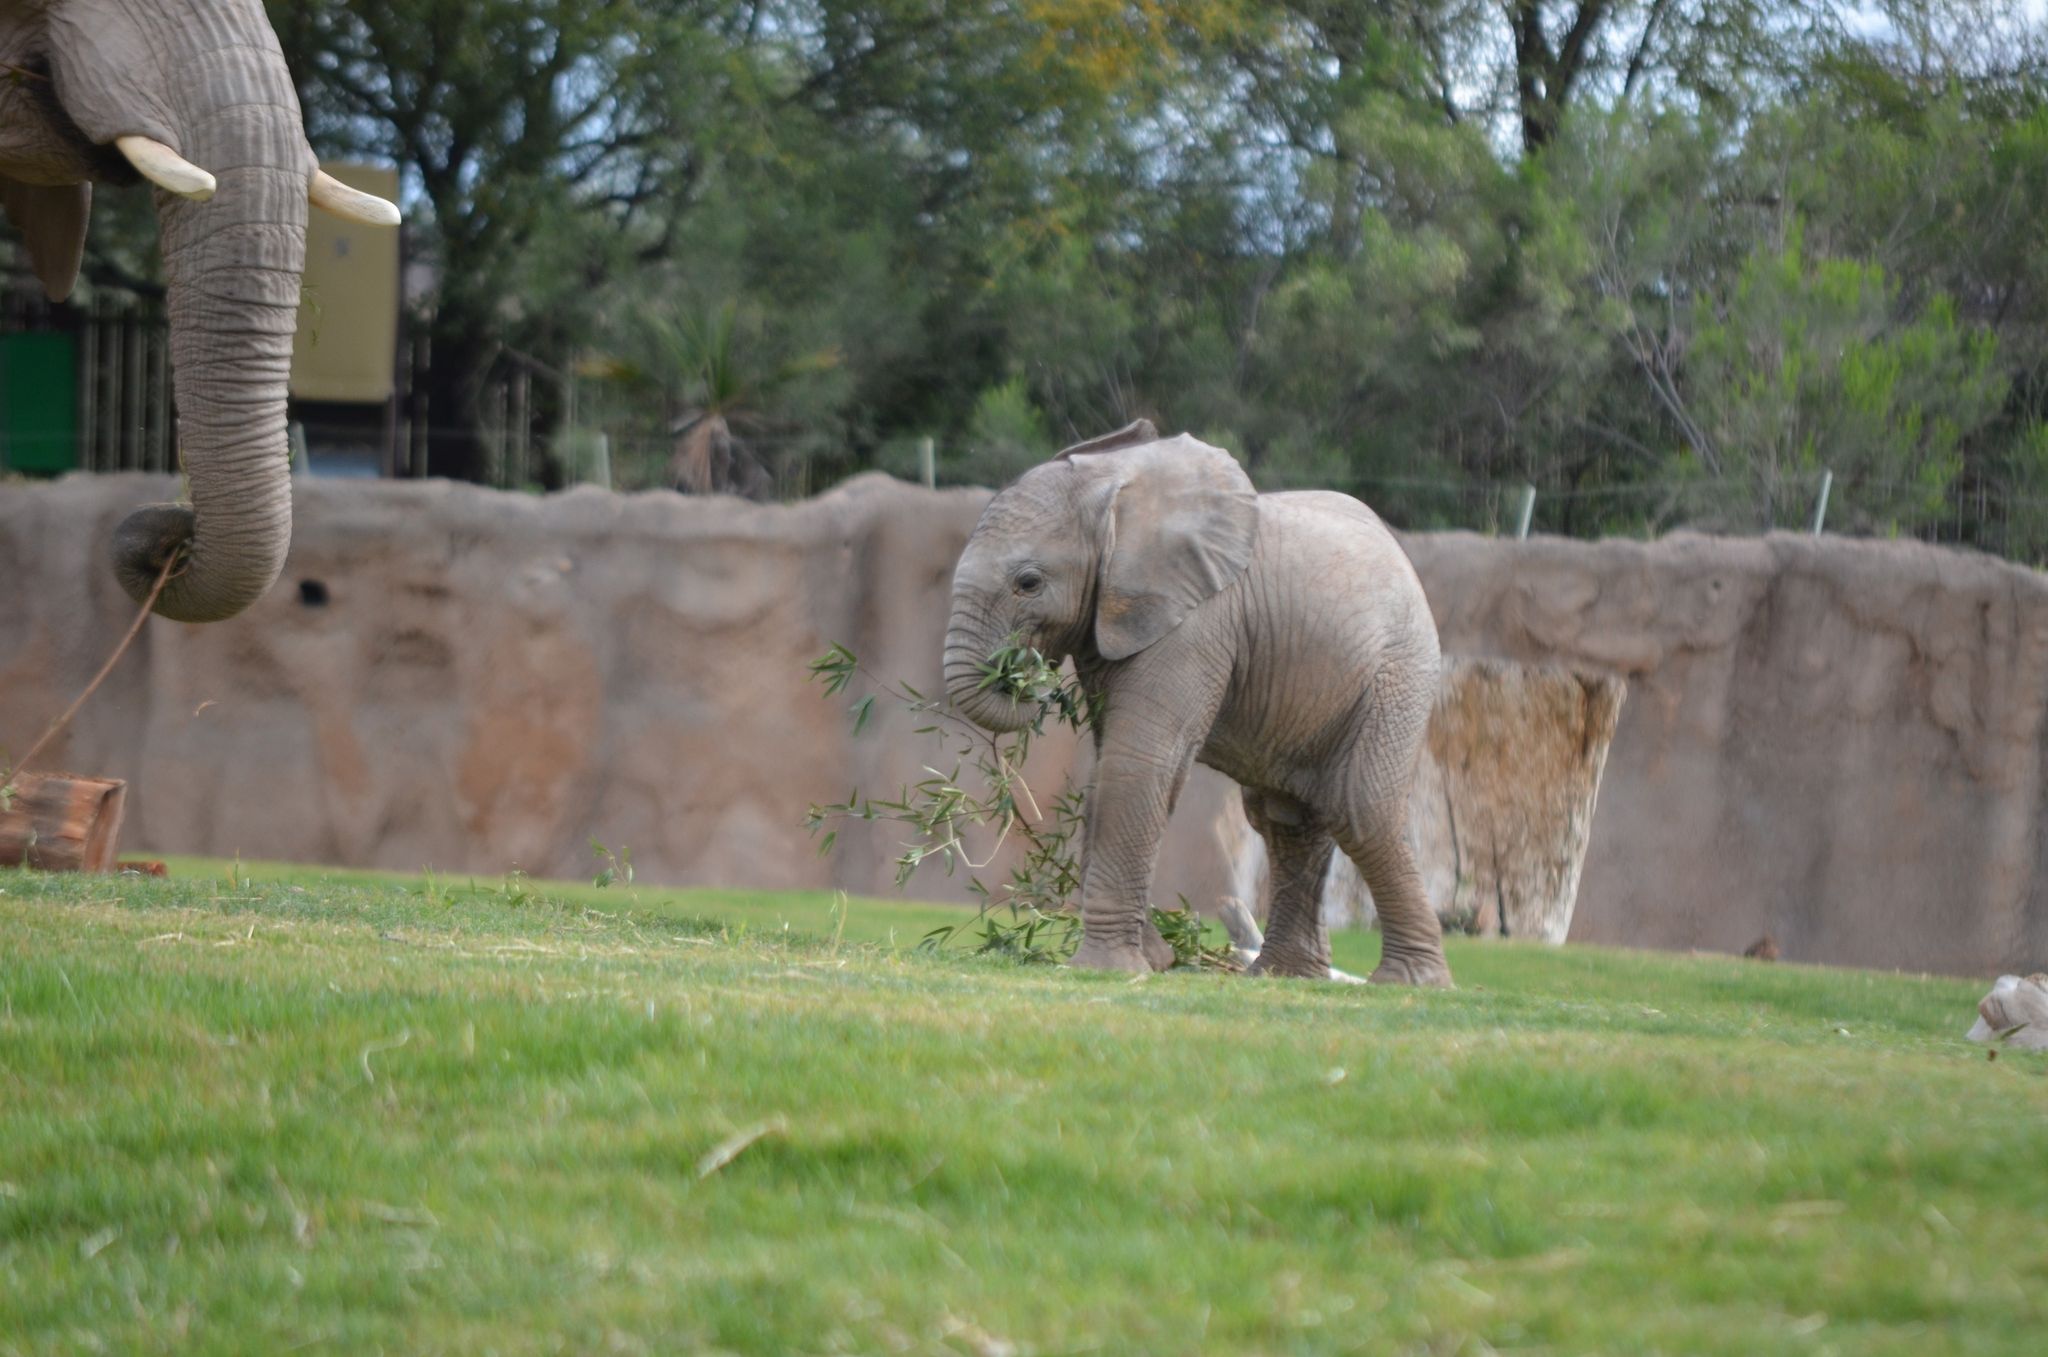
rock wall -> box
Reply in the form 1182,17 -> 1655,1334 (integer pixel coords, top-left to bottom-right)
4,473 -> 2046,974
1404,531 -> 2048,975
1,473 -> 1046,902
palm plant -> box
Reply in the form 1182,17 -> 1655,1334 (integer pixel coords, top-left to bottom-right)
636,301 -> 841,499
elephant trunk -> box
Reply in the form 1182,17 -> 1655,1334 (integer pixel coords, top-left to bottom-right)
100,7 -> 309,622
943,617 -> 1032,734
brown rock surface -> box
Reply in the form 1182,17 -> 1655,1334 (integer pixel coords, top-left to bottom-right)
0,473 -> 1108,902
4,474 -> 2046,975
1404,531 -> 2048,974
1420,658 -> 1626,940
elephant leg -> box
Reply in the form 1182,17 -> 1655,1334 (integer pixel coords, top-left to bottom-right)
1333,668 -> 1452,988
1243,789 -> 1335,980
1334,802 -> 1449,987
1069,672 -> 1219,974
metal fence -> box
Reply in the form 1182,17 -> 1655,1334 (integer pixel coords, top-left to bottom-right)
236,421 -> 2048,563
4,310 -> 2040,567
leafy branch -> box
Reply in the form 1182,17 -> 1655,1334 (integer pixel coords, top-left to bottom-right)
804,642 -> 1234,969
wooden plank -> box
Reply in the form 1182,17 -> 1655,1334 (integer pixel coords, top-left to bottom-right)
0,771 -> 127,872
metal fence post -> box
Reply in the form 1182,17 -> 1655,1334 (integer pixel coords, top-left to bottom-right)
1810,468 -> 1833,536
919,436 -> 935,489
1515,484 -> 1536,539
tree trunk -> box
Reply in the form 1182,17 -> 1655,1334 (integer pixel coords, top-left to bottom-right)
417,310 -> 494,483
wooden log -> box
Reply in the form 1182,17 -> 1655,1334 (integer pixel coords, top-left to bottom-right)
0,771 -> 128,872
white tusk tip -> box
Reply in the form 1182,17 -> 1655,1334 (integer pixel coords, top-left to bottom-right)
310,170 -> 400,227
114,134 -> 215,201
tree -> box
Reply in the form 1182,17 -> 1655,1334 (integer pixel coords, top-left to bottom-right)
271,0 -> 731,479
1682,233 -> 2005,531
217,0 -> 2048,571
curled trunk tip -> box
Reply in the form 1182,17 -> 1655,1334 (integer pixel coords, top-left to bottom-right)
944,649 -> 1032,733
113,497 -> 289,623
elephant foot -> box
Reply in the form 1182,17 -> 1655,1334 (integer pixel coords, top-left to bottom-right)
1369,950 -> 1454,987
1068,939 -> 1154,973
1070,927 -> 1175,974
1247,946 -> 1330,980
1140,920 -> 1177,972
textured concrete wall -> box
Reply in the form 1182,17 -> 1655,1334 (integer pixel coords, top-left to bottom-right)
4,473 -> 2045,974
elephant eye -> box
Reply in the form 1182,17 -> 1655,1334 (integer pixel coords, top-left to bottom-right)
1015,570 -> 1045,596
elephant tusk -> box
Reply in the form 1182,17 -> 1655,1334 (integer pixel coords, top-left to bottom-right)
114,135 -> 215,201
309,170 -> 399,226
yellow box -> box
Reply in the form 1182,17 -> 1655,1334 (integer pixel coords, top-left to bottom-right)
290,162 -> 401,404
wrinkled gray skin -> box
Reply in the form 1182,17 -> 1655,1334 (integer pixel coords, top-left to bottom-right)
0,0 -> 314,622
944,425 -> 1451,984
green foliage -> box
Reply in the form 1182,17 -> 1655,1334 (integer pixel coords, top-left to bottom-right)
2003,421 -> 2048,565
38,1 -> 2029,559
805,640 -> 1091,894
590,839 -> 634,889
1681,229 -> 2007,532
960,379 -> 1055,487
805,643 -> 1232,969
1151,894 -> 1240,970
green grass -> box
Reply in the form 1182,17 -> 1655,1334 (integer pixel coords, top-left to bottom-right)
1,861 -> 2042,1355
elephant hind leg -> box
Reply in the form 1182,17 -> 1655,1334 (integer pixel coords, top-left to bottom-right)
1332,799 -> 1450,987
1331,669 -> 1452,988
1243,788 -> 1335,980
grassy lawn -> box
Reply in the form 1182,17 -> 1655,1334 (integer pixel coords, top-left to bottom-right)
1,861 -> 2042,1355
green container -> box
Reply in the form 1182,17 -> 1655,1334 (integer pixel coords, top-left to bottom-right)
0,331 -> 78,474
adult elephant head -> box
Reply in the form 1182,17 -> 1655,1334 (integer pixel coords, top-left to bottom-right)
0,0 -> 398,623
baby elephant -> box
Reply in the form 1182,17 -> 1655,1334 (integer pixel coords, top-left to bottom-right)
943,423 -> 1450,985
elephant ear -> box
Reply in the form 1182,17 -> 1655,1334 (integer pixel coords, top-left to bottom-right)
0,178 -> 90,302
1054,418 -> 1157,460
1073,433 -> 1258,661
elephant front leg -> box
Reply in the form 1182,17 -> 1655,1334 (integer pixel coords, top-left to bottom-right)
1068,701 -> 1207,974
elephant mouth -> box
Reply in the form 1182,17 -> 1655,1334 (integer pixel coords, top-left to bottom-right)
944,637 -> 1086,734
975,663 -> 1037,703
954,641 -> 1051,701
943,651 -> 1029,732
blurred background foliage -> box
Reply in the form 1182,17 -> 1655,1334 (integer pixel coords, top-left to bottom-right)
63,1 -> 2048,556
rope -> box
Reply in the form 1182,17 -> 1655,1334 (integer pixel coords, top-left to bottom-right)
0,551 -> 182,798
